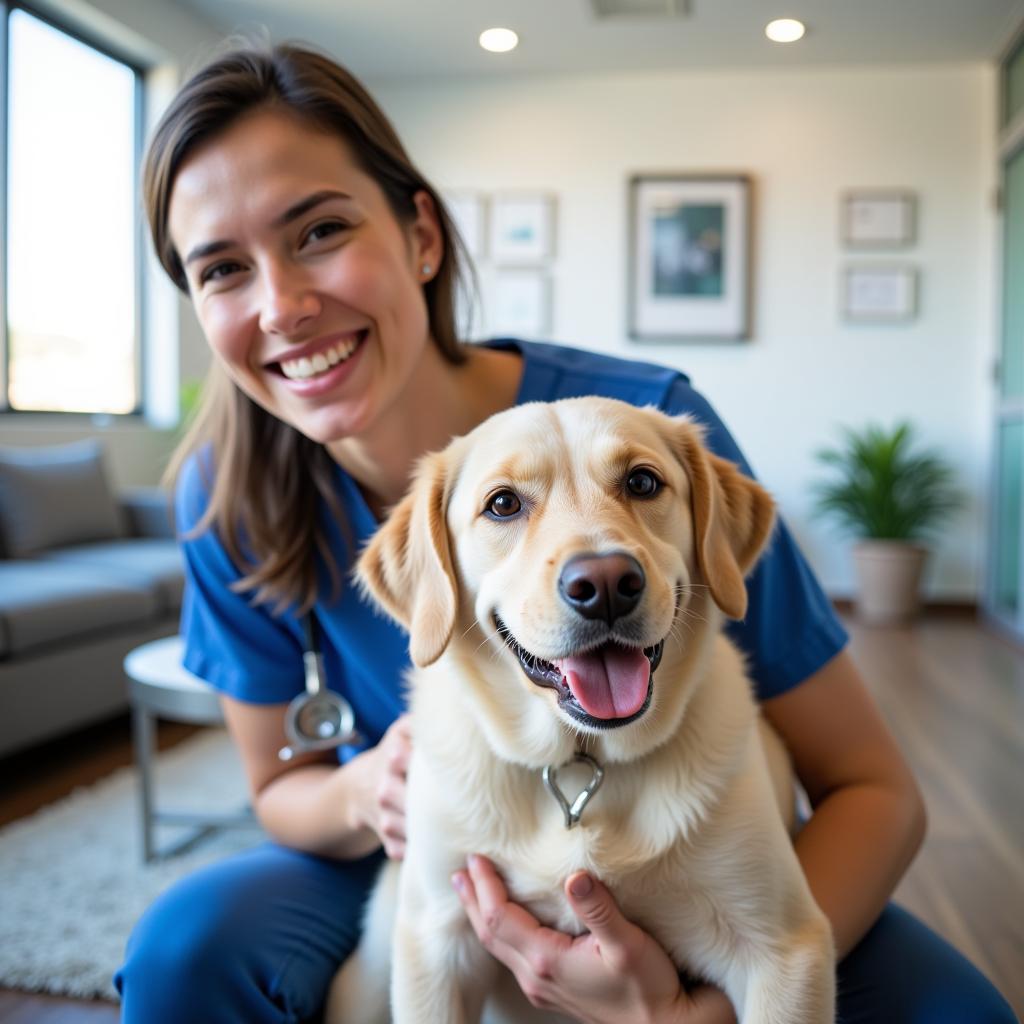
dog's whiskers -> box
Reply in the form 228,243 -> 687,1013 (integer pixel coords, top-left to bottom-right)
679,601 -> 708,626
476,636 -> 498,659
472,625 -> 520,665
486,634 -> 516,664
667,620 -> 689,644
674,608 -> 707,642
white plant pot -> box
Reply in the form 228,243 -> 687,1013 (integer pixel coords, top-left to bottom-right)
852,541 -> 929,625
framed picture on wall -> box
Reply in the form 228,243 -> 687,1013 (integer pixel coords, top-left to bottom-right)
841,190 -> 916,247
627,174 -> 751,342
490,193 -> 555,264
841,264 -> 918,322
491,268 -> 551,337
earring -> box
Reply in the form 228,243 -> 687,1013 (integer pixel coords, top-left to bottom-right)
421,263 -> 433,278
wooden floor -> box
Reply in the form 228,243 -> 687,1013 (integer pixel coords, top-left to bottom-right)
849,612 -> 1024,1018
0,611 -> 1021,1021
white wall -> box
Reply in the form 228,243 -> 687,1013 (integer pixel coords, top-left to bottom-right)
373,65 -> 999,600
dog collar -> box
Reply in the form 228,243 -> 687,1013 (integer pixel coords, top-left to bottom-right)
542,751 -> 604,829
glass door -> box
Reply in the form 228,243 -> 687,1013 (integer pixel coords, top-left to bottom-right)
987,46 -> 1024,638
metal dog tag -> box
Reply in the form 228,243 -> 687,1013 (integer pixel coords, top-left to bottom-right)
542,751 -> 605,829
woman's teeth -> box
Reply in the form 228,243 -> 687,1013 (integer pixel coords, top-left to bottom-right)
280,335 -> 360,380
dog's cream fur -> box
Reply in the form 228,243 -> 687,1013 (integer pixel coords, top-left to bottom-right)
326,398 -> 834,1024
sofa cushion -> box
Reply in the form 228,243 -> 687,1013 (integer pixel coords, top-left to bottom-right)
0,440 -> 126,558
0,561 -> 159,657
119,487 -> 175,540
39,540 -> 185,614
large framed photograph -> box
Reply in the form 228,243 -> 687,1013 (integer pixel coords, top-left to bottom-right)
841,264 -> 918,322
842,190 -> 916,248
628,174 -> 751,342
490,193 -> 555,264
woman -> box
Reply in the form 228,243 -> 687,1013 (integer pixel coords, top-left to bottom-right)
115,42 -> 1016,1024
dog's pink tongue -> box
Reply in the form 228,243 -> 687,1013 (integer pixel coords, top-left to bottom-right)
554,646 -> 650,719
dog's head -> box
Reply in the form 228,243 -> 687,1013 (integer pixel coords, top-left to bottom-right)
358,397 -> 774,762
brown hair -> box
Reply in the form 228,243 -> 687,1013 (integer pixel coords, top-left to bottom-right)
146,42 -> 470,613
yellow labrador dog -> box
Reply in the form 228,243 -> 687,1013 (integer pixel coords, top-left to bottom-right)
327,397 -> 834,1024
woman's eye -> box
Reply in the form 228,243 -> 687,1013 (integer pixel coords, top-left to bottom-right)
486,490 -> 522,519
304,221 -> 346,244
626,469 -> 661,499
200,261 -> 242,285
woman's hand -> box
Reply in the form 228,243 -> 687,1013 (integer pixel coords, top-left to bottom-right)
451,854 -> 736,1024
348,714 -> 412,858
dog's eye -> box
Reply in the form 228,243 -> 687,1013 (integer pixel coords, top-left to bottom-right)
626,469 -> 661,499
485,490 -> 522,519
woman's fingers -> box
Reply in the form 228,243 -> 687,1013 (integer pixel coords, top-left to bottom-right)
374,713 -> 413,857
342,713 -> 414,858
563,871 -> 637,971
388,746 -> 410,779
381,814 -> 405,858
454,857 -> 529,956
375,769 -> 406,814
391,713 -> 413,744
379,714 -> 412,772
378,725 -> 410,801
453,855 -> 570,983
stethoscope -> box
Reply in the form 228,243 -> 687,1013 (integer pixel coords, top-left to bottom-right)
278,612 -> 362,762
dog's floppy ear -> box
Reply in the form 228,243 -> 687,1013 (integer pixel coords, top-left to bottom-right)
356,450 -> 457,667
674,422 -> 776,620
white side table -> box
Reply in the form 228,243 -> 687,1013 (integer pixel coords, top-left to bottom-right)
124,635 -> 258,862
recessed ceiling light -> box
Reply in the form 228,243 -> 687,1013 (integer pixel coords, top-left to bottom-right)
765,18 -> 806,43
479,27 -> 519,53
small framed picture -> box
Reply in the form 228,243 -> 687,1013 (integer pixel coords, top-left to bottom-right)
628,174 -> 751,341
841,264 -> 918,322
444,190 -> 486,260
842,191 -> 916,247
490,268 -> 551,337
490,193 -> 555,264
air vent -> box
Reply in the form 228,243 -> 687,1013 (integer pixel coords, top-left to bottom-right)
590,0 -> 689,17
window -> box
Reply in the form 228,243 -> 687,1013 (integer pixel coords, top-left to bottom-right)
2,4 -> 142,414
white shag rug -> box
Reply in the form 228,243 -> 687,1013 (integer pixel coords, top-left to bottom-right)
0,728 -> 263,1001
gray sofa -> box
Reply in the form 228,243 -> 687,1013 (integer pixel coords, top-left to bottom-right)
0,440 -> 185,757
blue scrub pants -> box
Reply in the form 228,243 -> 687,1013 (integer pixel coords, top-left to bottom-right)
115,842 -> 1018,1024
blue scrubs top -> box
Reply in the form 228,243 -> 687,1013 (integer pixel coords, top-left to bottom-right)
176,339 -> 847,756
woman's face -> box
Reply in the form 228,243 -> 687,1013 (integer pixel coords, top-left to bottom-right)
167,108 -> 442,444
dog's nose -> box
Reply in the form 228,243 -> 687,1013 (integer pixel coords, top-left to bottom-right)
558,552 -> 646,624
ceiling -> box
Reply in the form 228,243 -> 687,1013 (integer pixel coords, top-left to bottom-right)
175,0 -> 1024,81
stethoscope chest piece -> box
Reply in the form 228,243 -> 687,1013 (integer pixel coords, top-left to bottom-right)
277,613 -> 361,762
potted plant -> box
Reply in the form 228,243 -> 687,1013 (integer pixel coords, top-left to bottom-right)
813,422 -> 961,624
